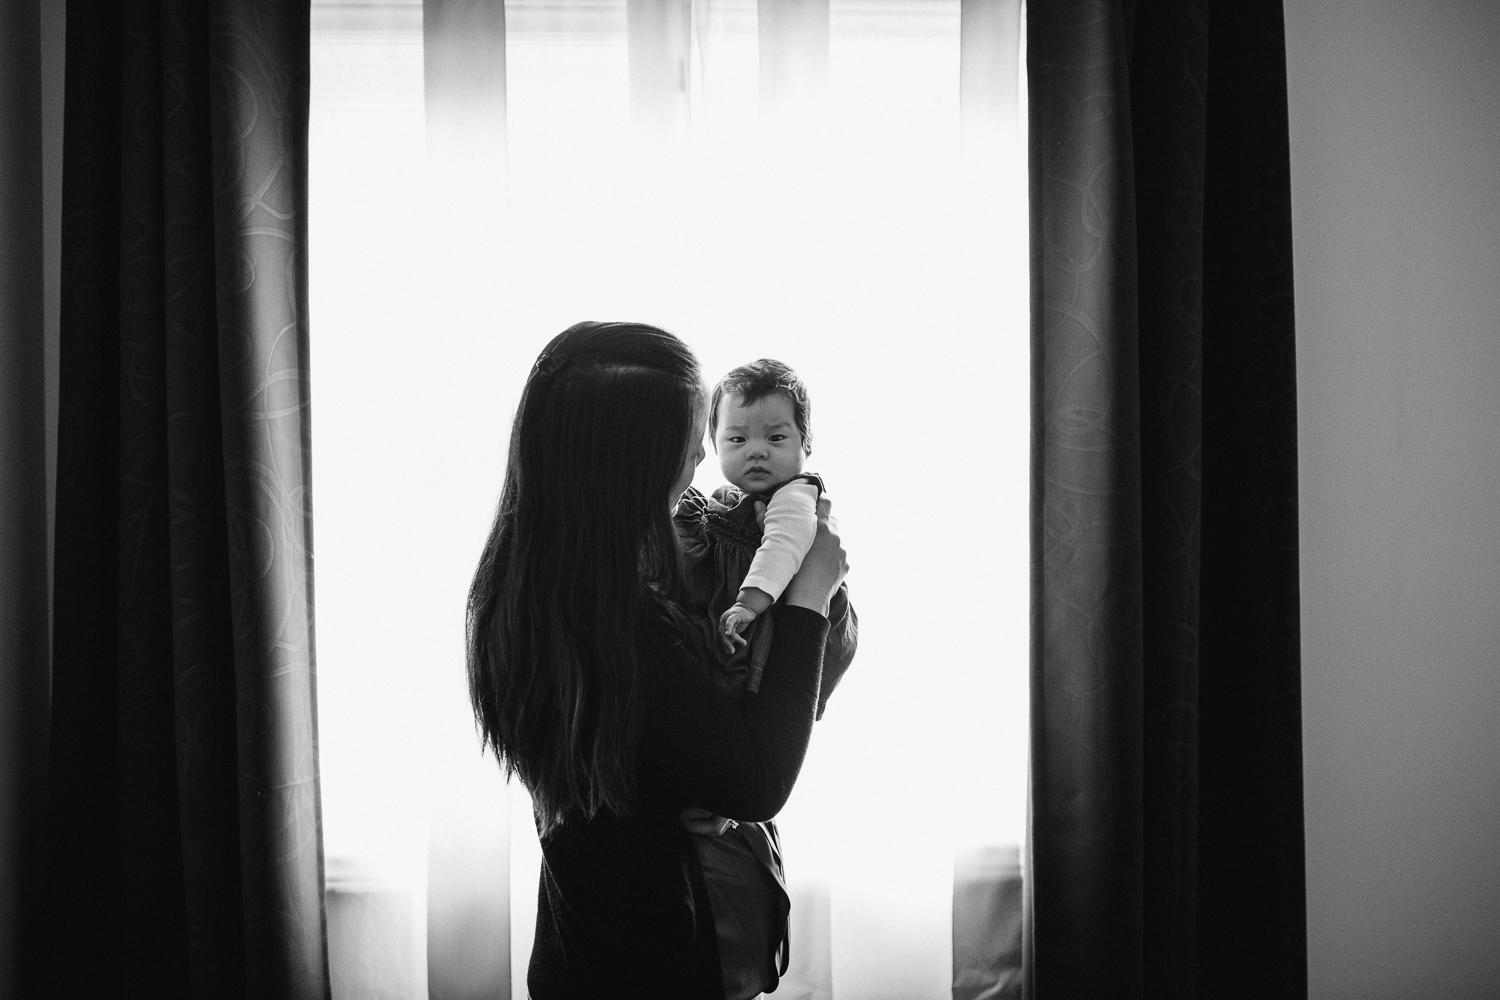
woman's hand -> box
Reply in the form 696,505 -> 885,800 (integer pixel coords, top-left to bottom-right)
680,806 -> 737,837
783,495 -> 849,617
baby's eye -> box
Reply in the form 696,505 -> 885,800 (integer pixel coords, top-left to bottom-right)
769,434 -> 787,443
727,436 -> 746,444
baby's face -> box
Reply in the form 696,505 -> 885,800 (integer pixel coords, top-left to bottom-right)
714,392 -> 807,494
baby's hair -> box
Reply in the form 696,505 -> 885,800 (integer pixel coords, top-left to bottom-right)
710,358 -> 813,456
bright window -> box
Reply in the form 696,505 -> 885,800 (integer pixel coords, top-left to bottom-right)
311,2 -> 1027,995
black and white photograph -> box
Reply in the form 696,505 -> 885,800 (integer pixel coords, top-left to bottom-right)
1,1 -> 1496,998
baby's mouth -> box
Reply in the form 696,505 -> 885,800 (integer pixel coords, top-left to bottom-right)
746,467 -> 770,476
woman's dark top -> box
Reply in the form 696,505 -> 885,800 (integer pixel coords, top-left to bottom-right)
526,603 -> 843,999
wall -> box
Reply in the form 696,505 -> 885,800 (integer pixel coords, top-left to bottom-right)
1285,2 -> 1500,996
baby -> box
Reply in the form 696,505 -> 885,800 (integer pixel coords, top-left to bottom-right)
673,358 -> 823,697
673,357 -> 824,997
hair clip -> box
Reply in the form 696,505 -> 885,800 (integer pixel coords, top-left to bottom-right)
531,351 -> 569,381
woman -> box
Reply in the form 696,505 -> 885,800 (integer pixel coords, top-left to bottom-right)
467,321 -> 854,998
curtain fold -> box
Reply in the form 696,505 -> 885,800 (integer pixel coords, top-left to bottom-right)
758,0 -> 829,112
0,1 -> 52,996
424,0 -> 508,161
42,1 -> 327,996
627,0 -> 692,135
1026,2 -> 1306,997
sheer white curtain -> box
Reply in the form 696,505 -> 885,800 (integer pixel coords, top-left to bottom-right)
310,2 -> 1027,997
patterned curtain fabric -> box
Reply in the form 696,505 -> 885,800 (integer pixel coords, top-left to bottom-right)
41,1 -> 327,997
1026,2 -> 1305,998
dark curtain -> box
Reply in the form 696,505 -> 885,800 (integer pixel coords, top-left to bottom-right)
1026,2 -> 1306,998
39,1 -> 327,997
0,0 -> 51,996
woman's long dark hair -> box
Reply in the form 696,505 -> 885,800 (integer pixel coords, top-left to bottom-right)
467,321 -> 703,835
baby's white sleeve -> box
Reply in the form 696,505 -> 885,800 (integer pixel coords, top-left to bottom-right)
739,481 -> 820,602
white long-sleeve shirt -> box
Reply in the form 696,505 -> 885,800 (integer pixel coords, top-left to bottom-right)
738,480 -> 820,602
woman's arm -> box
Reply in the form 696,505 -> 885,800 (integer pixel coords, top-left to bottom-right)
816,583 -> 858,720
781,495 -> 848,617
645,495 -> 849,821
642,605 -> 829,822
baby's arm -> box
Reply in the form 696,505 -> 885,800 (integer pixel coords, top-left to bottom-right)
742,480 -> 820,602
719,481 -> 820,646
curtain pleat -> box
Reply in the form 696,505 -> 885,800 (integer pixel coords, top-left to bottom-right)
44,1 -> 326,996
424,0 -> 508,160
758,0 -> 828,111
1027,2 -> 1306,997
960,0 -> 1023,142
627,0 -> 692,134
0,0 -> 52,996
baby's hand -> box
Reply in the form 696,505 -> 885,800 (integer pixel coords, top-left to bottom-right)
718,603 -> 757,654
